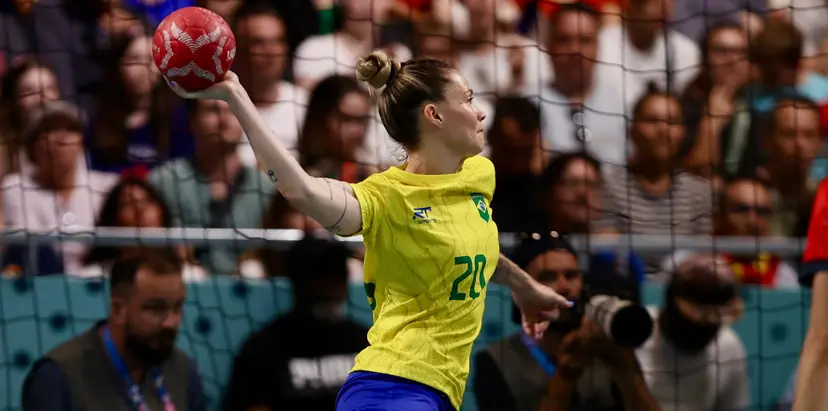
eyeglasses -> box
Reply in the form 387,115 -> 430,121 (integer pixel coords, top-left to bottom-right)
727,202 -> 773,217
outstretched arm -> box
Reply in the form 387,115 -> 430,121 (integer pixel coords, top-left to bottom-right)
492,254 -> 537,295
172,74 -> 363,236
492,254 -> 571,331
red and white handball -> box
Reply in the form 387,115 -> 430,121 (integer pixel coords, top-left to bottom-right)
152,7 -> 236,91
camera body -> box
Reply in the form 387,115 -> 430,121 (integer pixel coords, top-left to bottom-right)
512,277 -> 654,349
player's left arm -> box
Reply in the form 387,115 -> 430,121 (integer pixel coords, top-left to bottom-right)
492,254 -> 572,312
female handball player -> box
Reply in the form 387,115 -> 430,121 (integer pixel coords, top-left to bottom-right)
166,50 -> 572,411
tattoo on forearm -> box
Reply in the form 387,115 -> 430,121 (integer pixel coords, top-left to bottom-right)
324,182 -> 348,234
267,170 -> 277,183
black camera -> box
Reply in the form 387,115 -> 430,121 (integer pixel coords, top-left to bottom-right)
512,277 -> 654,349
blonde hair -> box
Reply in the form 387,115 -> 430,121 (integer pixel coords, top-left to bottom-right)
353,50 -> 455,150
356,50 -> 402,90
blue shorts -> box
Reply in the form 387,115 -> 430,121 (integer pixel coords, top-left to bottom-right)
336,371 -> 455,411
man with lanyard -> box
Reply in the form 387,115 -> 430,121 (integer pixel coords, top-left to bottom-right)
473,233 -> 659,411
22,248 -> 206,411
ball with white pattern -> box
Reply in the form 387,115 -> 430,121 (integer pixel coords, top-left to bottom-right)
152,7 -> 236,91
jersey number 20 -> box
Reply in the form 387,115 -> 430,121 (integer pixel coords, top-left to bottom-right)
450,254 -> 488,301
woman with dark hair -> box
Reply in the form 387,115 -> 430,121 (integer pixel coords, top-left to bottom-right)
0,58 -> 60,177
87,31 -> 192,176
78,177 -> 206,280
681,22 -> 752,177
538,152 -> 605,235
299,75 -> 375,183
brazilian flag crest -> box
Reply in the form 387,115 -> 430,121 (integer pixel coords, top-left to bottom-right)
470,193 -> 490,222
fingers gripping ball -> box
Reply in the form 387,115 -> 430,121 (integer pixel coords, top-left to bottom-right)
152,7 -> 236,91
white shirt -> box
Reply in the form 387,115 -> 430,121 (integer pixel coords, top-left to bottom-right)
2,161 -> 118,275
293,34 -> 413,91
528,82 -> 630,166
598,25 -> 701,108
637,306 -> 751,411
238,81 -> 308,167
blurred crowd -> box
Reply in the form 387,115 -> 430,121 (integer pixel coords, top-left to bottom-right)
1,0 -> 823,289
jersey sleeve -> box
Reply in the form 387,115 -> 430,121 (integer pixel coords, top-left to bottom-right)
348,174 -> 389,237
802,180 -> 828,286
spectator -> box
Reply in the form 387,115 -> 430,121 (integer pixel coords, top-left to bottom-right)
475,234 -> 659,411
2,100 -> 118,275
598,0 -> 701,107
456,0 -> 548,98
531,3 -> 628,166
86,0 -> 146,43
300,75 -> 375,182
231,2 -> 308,166
599,87 -> 713,275
769,0 -> 828,59
413,26 -> 459,68
223,236 -> 369,411
743,97 -> 820,237
87,31 -> 191,176
637,254 -> 750,410
78,177 -> 207,281
21,249 -> 206,411
413,25 -> 495,133
748,19 -> 814,111
536,153 -> 648,282
293,0 -> 412,91
514,0 -> 623,28
664,177 -> 800,288
537,153 -> 604,235
148,99 -> 272,276
0,58 -> 61,177
487,96 -> 545,232
0,0 -> 103,110
681,23 -> 752,178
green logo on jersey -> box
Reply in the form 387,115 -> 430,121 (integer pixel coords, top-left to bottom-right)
470,193 -> 490,222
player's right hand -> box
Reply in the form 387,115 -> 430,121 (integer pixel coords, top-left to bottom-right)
166,71 -> 241,102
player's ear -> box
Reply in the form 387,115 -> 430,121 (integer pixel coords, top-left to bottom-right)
423,103 -> 443,127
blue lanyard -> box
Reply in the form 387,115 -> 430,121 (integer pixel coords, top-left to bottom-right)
102,325 -> 176,411
519,332 -> 557,377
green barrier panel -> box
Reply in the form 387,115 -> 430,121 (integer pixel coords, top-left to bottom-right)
0,277 -> 810,411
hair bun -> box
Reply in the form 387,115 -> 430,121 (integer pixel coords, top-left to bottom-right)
356,50 -> 401,90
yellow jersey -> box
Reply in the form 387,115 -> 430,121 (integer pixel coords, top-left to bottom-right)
348,155 -> 500,410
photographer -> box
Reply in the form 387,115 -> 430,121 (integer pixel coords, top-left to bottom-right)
474,233 -> 659,411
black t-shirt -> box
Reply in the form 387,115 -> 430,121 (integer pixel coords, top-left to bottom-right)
222,313 -> 369,411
